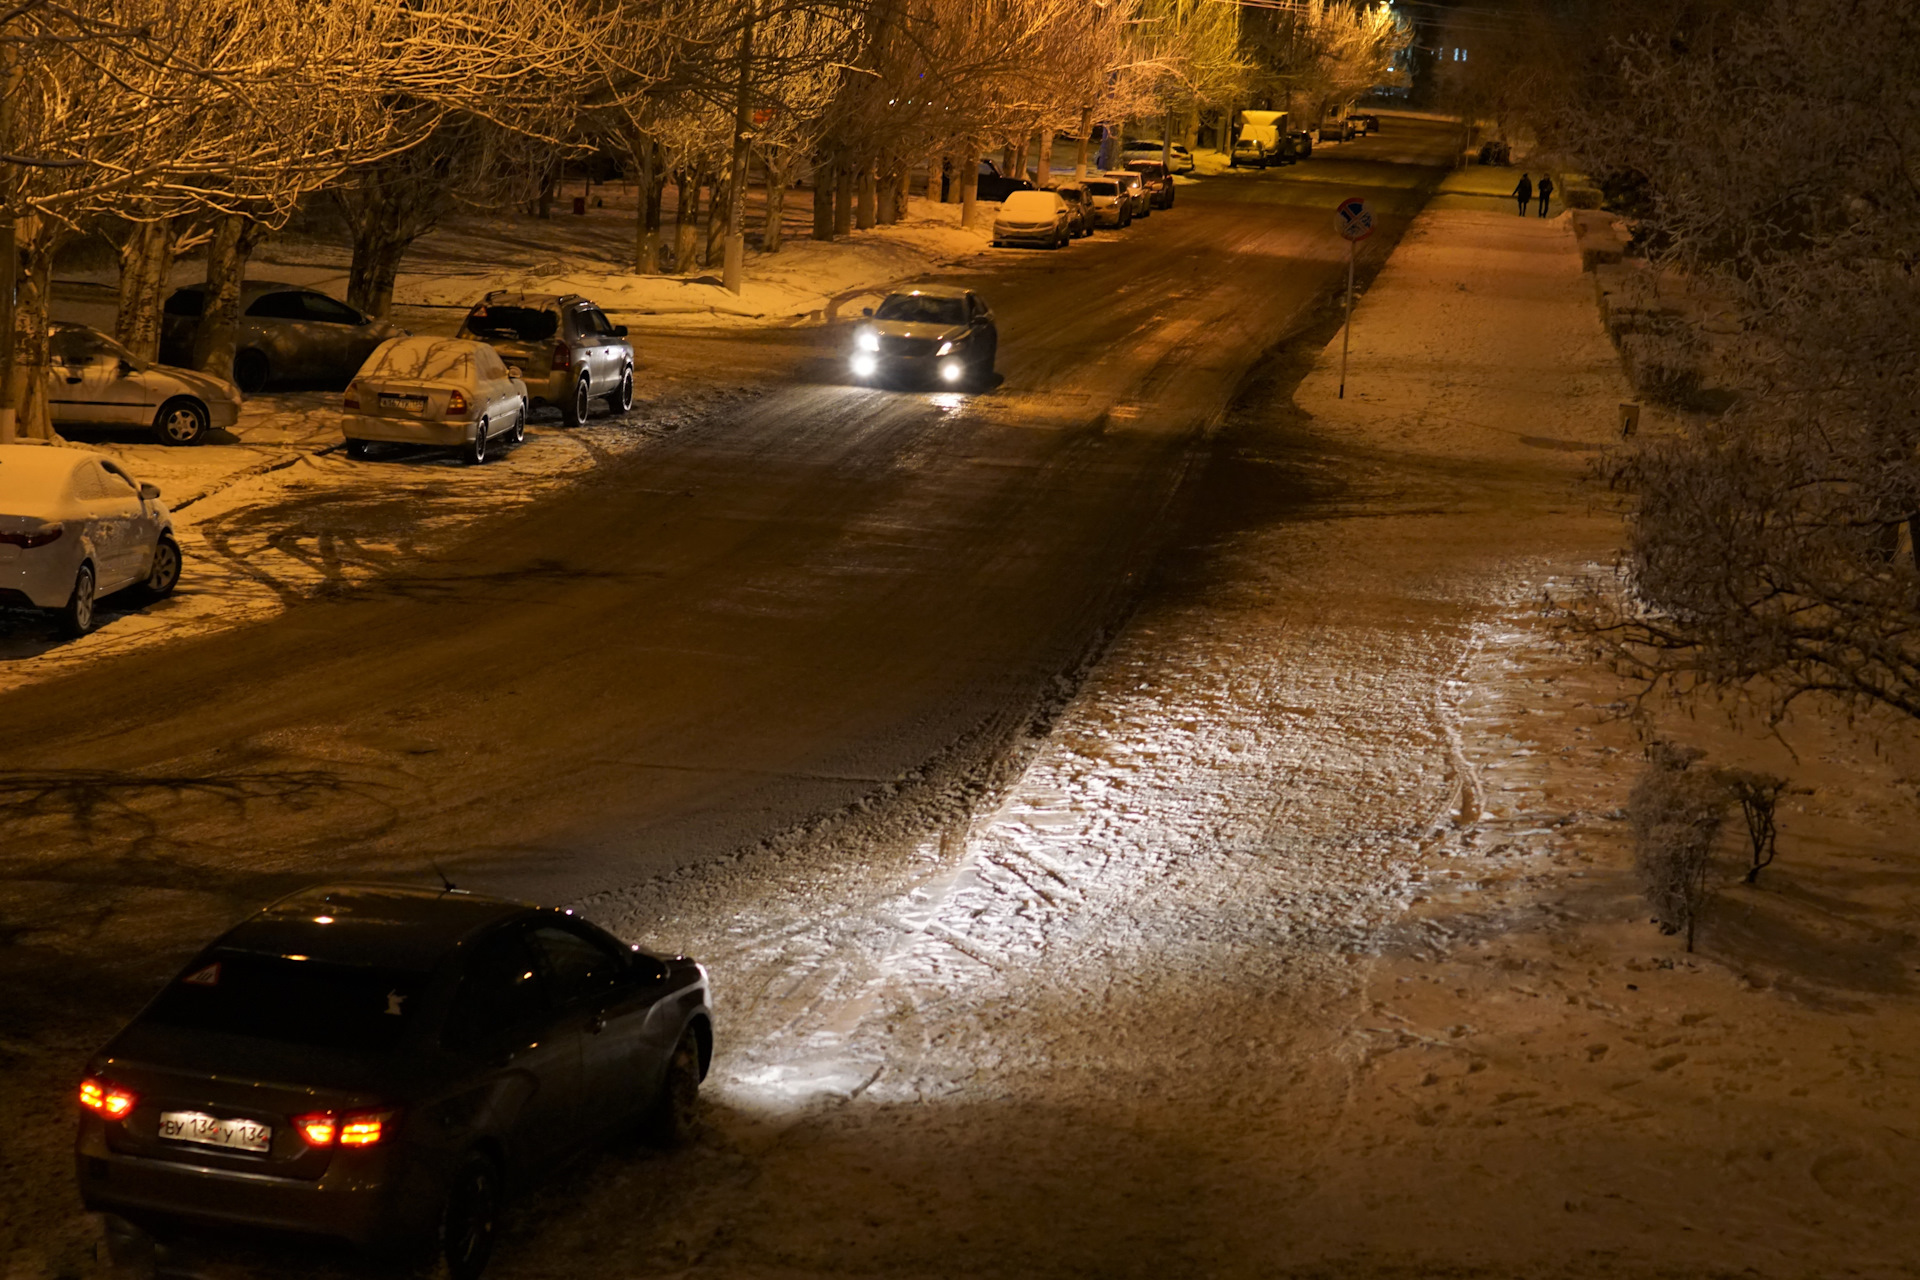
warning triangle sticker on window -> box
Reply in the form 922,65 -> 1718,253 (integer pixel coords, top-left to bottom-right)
183,963 -> 220,986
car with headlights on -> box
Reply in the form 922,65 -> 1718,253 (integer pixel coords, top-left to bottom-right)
1123,159 -> 1175,209
0,444 -> 178,637
48,324 -> 240,447
850,286 -> 996,388
76,883 -> 712,1280
456,292 -> 633,429
1230,138 -> 1267,169
1080,177 -> 1132,229
161,282 -> 406,394
990,189 -> 1071,249
341,338 -> 529,466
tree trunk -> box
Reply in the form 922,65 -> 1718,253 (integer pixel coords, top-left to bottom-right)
928,155 -> 943,205
674,169 -> 699,273
634,142 -> 657,273
705,170 -> 727,267
1037,130 -> 1054,188
346,225 -> 408,320
763,159 -> 787,254
1011,138 -> 1028,188
833,163 -> 854,237
811,158 -> 835,241
896,167 -> 912,221
876,158 -> 898,224
855,159 -> 876,230
1073,106 -> 1093,183
537,161 -> 558,219
193,215 -> 262,378
115,218 -> 178,362
961,148 -> 980,229
10,217 -> 55,440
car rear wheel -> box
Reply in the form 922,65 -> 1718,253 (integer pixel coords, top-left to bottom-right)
562,376 -> 591,429
233,349 -> 269,394
605,368 -> 633,414
437,1153 -> 500,1280
463,419 -> 489,466
643,1027 -> 703,1147
140,535 -> 181,601
152,397 -> 209,446
345,438 -> 371,459
54,562 -> 95,638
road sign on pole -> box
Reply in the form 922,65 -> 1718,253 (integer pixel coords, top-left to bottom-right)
1334,196 -> 1373,400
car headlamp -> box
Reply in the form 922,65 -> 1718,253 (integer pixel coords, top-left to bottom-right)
856,329 -> 880,353
936,341 -> 954,357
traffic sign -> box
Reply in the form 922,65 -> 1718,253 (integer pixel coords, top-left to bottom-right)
1335,195 -> 1374,241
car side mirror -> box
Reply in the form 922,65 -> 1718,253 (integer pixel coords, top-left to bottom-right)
138,482 -> 161,500
861,307 -> 873,317
116,360 -> 135,378
505,365 -> 523,381
613,325 -> 628,338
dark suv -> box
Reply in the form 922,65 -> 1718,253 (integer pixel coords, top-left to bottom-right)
1123,159 -> 1176,210
77,883 -> 712,1279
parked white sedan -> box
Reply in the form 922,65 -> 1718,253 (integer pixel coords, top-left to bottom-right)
0,445 -> 180,636
341,337 -> 529,465
49,324 -> 242,446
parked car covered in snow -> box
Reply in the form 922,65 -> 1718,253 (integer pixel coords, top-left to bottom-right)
0,444 -> 179,636
1230,138 -> 1268,169
1106,170 -> 1152,218
849,285 -> 997,388
991,189 -> 1072,249
161,282 -> 406,394
48,324 -> 241,447
456,292 -> 633,429
1080,177 -> 1133,229
341,338 -> 529,466
1053,183 -> 1095,238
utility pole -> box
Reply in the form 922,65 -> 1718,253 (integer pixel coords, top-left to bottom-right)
0,37 -> 18,445
723,0 -> 757,296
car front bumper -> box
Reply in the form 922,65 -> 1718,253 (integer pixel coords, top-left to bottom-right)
340,412 -> 475,448
993,225 -> 1060,245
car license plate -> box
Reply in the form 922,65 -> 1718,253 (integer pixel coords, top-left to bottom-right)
158,1110 -> 271,1154
378,394 -> 425,413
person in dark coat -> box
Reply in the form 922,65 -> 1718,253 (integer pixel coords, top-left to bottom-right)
1512,173 -> 1533,215
1536,174 -> 1554,217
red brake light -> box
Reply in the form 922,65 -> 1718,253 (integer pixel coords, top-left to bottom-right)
343,381 -> 360,410
0,523 -> 63,549
294,1108 -> 392,1147
294,1113 -> 338,1146
445,390 -> 469,417
79,1077 -> 137,1120
551,341 -> 570,372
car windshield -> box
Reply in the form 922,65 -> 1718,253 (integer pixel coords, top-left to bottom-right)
362,340 -> 474,384
50,327 -> 136,366
144,950 -> 429,1052
1085,180 -> 1118,196
461,304 -> 559,343
874,294 -> 966,326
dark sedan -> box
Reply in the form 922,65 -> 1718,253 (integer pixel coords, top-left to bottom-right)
76,883 -> 712,1279
160,282 -> 407,393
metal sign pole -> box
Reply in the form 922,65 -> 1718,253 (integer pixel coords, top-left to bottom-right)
1339,238 -> 1354,400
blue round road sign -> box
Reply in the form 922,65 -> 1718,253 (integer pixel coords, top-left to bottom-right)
1336,195 -> 1375,241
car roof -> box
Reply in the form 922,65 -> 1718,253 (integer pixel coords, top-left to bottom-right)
215,883 -> 538,971
888,283 -> 970,300
0,443 -> 92,479
477,290 -> 590,312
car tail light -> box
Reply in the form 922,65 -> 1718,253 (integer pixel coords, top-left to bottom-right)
445,390 -> 469,417
294,1108 -> 394,1147
0,523 -> 63,549
343,381 -> 360,410
551,341 -> 570,371
79,1078 -> 137,1120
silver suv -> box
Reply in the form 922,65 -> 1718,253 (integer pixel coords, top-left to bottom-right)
457,292 -> 634,427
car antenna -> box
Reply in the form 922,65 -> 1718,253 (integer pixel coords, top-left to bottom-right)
430,862 -> 459,894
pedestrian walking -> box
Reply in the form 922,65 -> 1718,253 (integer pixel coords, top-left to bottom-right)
1536,175 -> 1554,217
1512,173 -> 1533,215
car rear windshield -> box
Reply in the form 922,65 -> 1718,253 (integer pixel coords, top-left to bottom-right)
461,304 -> 558,343
1085,180 -> 1118,196
874,294 -> 966,325
363,342 -> 473,384
145,951 -> 429,1052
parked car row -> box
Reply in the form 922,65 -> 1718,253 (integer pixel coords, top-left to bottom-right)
989,159 -> 1175,250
